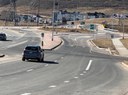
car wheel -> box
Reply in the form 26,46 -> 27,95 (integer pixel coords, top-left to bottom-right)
22,57 -> 25,61
41,57 -> 44,62
38,58 -> 41,62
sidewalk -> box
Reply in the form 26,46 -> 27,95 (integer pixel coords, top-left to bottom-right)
42,33 -> 62,50
112,38 -> 128,57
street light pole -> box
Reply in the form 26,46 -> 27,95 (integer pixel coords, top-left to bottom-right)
52,0 -> 56,41
122,21 -> 125,39
37,0 -> 40,26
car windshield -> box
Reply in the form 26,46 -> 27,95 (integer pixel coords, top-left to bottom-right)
0,34 -> 5,36
25,47 -> 38,51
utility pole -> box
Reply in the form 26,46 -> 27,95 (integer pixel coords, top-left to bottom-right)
11,0 -> 17,26
37,0 -> 40,26
122,0 -> 125,39
52,0 -> 58,41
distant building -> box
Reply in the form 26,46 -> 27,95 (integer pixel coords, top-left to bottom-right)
87,12 -> 106,19
18,14 -> 43,23
111,13 -> 128,18
52,10 -> 87,25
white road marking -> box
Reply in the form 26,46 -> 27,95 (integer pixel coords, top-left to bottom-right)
64,81 -> 70,83
83,71 -> 87,73
74,77 -> 79,79
61,57 -> 64,59
70,45 -> 74,47
80,73 -> 84,76
27,69 -> 33,72
7,40 -> 28,48
86,60 -> 93,71
0,55 -> 21,64
49,85 -> 57,88
45,64 -> 48,67
20,93 -> 31,95
54,60 -> 58,62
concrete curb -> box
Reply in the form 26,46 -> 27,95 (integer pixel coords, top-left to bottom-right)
0,54 -> 5,58
50,39 -> 63,50
89,40 -> 99,48
87,40 -> 112,55
44,39 -> 63,51
122,62 -> 128,69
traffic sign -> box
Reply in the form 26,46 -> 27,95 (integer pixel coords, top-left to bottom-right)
90,24 -> 95,30
80,21 -> 85,25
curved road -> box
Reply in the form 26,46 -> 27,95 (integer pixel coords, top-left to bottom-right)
0,28 -> 128,95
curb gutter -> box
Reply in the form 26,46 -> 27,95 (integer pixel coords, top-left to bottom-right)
44,40 -> 63,51
122,62 -> 128,69
0,54 -> 5,58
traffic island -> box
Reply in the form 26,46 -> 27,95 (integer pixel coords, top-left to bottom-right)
92,38 -> 119,55
42,33 -> 62,50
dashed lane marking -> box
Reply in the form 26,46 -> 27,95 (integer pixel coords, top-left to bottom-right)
64,81 -> 70,83
61,57 -> 64,59
86,60 -> 93,71
49,85 -> 57,88
20,93 -> 31,95
74,77 -> 79,79
45,64 -> 48,67
80,74 -> 84,76
83,71 -> 87,73
54,60 -> 58,62
27,69 -> 33,72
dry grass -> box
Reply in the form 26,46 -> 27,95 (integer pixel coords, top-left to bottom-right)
92,38 -> 118,54
41,27 -> 90,33
120,38 -> 128,49
92,38 -> 114,49
0,20 -> 14,26
75,18 -> 128,26
123,61 -> 128,65
0,20 -> 44,26
111,25 -> 128,33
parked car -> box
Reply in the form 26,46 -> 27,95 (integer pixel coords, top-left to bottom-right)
22,45 -> 44,62
0,33 -> 7,41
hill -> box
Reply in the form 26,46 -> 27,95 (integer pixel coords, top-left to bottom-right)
0,0 -> 128,16
0,0 -> 128,8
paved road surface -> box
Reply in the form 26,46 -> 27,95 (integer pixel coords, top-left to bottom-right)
0,28 -> 128,95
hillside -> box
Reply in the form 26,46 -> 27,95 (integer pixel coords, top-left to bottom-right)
0,0 -> 128,16
0,0 -> 128,8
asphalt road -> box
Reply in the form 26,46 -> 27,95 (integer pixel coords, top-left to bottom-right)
0,28 -> 128,95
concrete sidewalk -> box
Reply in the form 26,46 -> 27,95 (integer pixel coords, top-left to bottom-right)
112,38 -> 128,57
42,33 -> 62,50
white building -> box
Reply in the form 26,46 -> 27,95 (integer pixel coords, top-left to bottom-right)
53,10 -> 87,24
